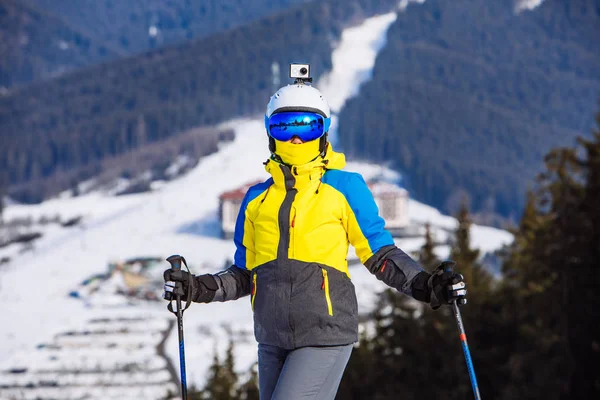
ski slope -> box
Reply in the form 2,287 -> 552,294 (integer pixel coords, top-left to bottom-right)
0,10 -> 513,398
515,0 -> 546,13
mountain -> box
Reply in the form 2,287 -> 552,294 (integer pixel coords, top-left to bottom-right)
0,15 -> 512,396
1,0 -> 311,88
0,0 -> 402,203
338,0 -> 600,221
29,0 -> 312,56
0,0 -> 122,89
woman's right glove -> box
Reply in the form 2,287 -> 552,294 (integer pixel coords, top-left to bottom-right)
163,269 -> 219,303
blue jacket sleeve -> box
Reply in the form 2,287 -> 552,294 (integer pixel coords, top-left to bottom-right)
329,171 -> 426,297
214,179 -> 272,302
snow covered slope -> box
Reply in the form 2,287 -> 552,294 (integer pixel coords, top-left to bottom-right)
515,0 -> 546,13
0,10 -> 512,398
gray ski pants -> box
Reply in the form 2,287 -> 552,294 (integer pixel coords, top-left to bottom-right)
257,343 -> 353,400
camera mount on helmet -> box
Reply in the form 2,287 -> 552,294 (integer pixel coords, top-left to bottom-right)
266,63 -> 330,156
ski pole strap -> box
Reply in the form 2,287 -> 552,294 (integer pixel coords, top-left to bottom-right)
168,296 -> 190,314
166,255 -> 193,314
179,256 -> 193,311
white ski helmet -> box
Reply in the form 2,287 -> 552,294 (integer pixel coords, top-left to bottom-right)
265,83 -> 331,153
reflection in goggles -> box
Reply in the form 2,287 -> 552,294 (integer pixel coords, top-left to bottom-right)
268,112 -> 325,142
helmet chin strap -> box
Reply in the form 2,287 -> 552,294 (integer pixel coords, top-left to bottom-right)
268,135 -> 276,153
319,132 -> 329,156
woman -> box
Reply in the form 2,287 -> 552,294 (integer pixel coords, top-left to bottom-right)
164,77 -> 467,399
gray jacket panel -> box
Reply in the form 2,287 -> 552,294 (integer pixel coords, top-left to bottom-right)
251,259 -> 358,350
213,265 -> 251,302
365,244 -> 425,297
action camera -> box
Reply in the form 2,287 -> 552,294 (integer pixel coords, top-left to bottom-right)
290,63 -> 310,79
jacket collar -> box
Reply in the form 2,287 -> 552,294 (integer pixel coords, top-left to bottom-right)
265,144 -> 346,191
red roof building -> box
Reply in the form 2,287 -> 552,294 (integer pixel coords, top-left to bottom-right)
218,180 -> 262,239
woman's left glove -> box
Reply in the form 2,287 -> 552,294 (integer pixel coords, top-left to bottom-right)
428,261 -> 467,309
163,269 -> 218,303
410,261 -> 467,309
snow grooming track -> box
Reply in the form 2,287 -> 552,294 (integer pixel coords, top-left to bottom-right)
0,315 -> 178,400
317,12 -> 398,146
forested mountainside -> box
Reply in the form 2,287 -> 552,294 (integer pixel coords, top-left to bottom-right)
1,0 -> 311,88
0,0 -> 121,89
338,0 -> 600,221
0,0 -> 400,203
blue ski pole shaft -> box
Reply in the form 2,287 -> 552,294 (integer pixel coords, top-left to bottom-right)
166,254 -> 191,400
450,300 -> 481,400
175,294 -> 188,400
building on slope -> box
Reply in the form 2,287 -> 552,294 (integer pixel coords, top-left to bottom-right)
218,180 -> 410,239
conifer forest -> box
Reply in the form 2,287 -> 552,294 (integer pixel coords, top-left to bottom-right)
0,1 -> 598,399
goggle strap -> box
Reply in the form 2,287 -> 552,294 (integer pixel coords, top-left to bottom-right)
271,106 -> 328,118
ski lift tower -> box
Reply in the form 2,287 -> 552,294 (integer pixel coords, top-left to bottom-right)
271,62 -> 280,92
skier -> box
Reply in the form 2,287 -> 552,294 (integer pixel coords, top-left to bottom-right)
164,72 -> 467,400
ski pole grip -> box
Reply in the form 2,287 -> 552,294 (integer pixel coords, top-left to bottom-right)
167,254 -> 183,271
440,260 -> 456,273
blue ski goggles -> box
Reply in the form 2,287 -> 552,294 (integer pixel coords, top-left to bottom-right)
265,111 -> 331,142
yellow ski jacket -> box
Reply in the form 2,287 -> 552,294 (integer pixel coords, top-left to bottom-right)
215,145 -> 425,349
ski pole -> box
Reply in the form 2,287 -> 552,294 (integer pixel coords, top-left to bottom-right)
443,261 -> 482,400
165,254 -> 193,400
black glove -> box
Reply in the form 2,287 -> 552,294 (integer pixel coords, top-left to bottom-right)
411,261 -> 467,309
163,269 -> 219,303
428,261 -> 467,309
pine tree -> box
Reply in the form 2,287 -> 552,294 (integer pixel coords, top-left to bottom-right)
450,200 -> 479,272
418,223 -> 439,269
340,203 -> 504,399
163,388 -> 178,400
222,340 -> 238,398
445,200 -> 506,397
520,189 -> 539,234
199,351 -> 223,400
562,114 -> 600,397
337,328 -> 378,399
237,362 -> 259,400
340,113 -> 600,400
450,200 -> 492,296
360,289 -> 470,399
496,111 -> 600,399
201,340 -> 239,400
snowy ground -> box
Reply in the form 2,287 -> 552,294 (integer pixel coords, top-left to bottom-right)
0,312 -> 177,399
0,10 -> 512,398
